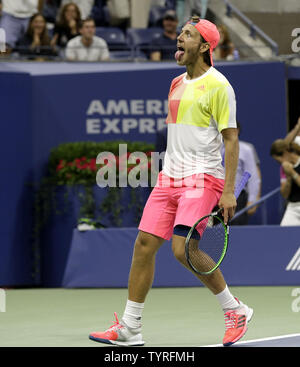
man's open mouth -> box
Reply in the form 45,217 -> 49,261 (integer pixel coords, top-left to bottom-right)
175,46 -> 185,61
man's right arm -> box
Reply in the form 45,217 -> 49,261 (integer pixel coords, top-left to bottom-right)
283,116 -> 300,145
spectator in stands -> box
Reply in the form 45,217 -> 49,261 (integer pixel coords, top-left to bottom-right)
42,0 -> 62,25
277,117 -> 300,193
60,0 -> 94,20
91,0 -> 109,27
221,122 -> 261,225
150,10 -> 178,61
0,0 -> 2,19
0,0 -> 44,50
65,18 -> 109,61
16,13 -> 56,60
51,2 -> 81,49
270,139 -> 300,226
282,116 -> 300,147
105,0 -> 130,28
213,24 -> 238,61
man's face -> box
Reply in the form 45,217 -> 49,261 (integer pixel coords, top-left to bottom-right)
80,21 -> 96,39
163,17 -> 178,33
176,24 -> 207,66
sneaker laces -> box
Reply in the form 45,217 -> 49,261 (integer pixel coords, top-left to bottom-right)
107,312 -> 124,332
224,310 -> 237,330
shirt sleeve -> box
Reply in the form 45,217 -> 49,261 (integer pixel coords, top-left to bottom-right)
243,145 -> 261,202
211,84 -> 237,132
249,143 -> 260,165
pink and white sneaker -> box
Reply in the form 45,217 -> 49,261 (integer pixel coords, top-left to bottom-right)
89,312 -> 144,346
223,298 -> 253,346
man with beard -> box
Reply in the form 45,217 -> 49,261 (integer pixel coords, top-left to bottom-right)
89,16 -> 253,347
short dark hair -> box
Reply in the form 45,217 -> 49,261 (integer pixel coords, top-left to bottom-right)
270,139 -> 300,157
79,17 -> 95,29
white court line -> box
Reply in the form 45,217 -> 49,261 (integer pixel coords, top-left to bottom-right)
200,333 -> 300,347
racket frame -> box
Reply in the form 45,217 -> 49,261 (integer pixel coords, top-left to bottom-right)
184,210 -> 229,275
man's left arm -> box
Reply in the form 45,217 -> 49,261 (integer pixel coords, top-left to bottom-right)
212,83 -> 238,224
220,128 -> 239,224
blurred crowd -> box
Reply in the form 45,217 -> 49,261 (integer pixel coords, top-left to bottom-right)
0,0 -> 239,62
270,118 -> 300,226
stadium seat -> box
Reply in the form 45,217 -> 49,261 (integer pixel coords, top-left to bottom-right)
148,6 -> 167,27
109,50 -> 134,61
95,27 -> 130,51
126,28 -> 163,56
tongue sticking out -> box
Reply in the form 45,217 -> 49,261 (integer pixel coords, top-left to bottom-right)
175,50 -> 184,61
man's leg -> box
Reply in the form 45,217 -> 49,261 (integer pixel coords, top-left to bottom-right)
128,231 -> 165,302
171,234 -> 253,346
171,234 -> 227,294
89,230 -> 164,346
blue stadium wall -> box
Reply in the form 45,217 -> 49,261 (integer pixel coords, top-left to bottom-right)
0,60 -> 296,286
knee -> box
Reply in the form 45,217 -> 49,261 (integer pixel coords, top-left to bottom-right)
133,234 -> 159,260
172,242 -> 186,264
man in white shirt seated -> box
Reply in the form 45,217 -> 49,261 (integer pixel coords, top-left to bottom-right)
65,18 -> 109,61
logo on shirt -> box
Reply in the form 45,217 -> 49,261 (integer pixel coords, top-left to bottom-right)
196,84 -> 205,91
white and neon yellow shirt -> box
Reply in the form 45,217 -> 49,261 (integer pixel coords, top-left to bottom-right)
163,67 -> 237,179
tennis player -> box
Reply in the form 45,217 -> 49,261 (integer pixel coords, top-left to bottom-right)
89,16 -> 253,347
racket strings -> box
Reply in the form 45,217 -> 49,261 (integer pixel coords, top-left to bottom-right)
187,215 -> 226,274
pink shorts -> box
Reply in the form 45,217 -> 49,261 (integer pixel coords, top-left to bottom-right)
138,171 -> 224,240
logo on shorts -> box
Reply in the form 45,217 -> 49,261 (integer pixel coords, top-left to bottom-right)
0,28 -> 6,53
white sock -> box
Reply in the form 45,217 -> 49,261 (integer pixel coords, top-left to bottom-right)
216,286 -> 239,311
122,300 -> 144,329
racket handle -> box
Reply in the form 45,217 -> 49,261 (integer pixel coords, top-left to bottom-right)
234,171 -> 251,199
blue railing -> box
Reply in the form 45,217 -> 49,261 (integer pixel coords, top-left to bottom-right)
233,186 -> 281,224
223,0 -> 279,56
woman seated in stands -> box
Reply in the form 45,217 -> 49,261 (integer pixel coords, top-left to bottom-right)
51,2 -> 81,50
213,24 -> 238,61
270,139 -> 300,226
16,13 -> 56,60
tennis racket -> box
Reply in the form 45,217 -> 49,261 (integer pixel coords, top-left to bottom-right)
184,172 -> 251,275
